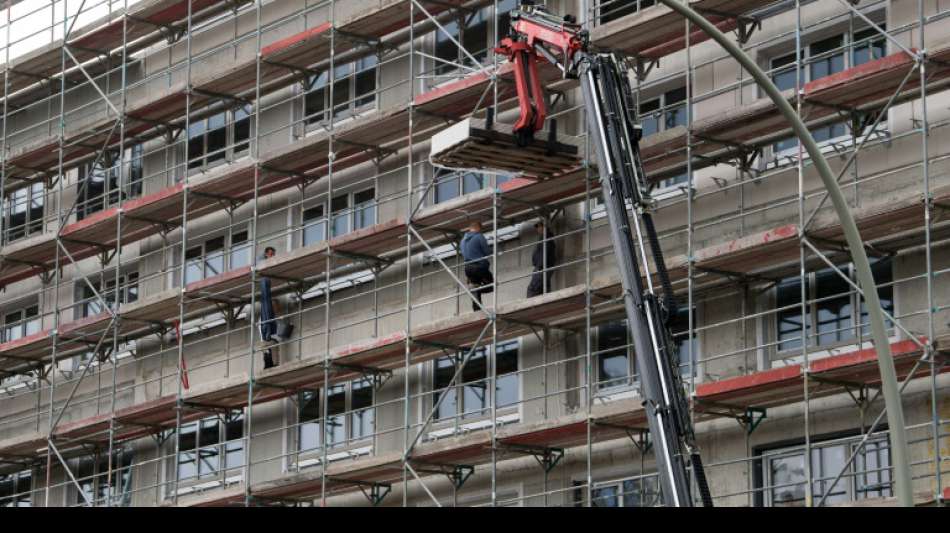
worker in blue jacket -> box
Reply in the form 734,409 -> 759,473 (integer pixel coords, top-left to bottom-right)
259,246 -> 280,369
460,220 -> 494,312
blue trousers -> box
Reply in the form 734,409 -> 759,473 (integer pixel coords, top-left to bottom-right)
259,277 -> 276,341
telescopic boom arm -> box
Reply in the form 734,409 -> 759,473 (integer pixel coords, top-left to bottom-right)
495,2 -> 712,507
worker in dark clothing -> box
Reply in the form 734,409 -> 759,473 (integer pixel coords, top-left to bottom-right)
259,246 -> 281,369
460,220 -> 493,312
527,221 -> 556,298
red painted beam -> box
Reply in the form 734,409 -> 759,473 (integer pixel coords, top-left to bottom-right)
696,363 -> 802,399
804,48 -> 916,96
809,338 -> 925,373
262,22 -> 332,57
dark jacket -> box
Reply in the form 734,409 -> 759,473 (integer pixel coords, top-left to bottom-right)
461,231 -> 492,264
532,230 -> 556,271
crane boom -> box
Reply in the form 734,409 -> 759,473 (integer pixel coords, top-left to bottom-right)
494,2 -> 712,507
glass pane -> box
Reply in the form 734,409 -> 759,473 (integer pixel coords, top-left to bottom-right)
462,350 -> 488,419
434,19 -> 460,75
177,423 -> 198,480
592,485 -> 619,507
435,174 -> 459,203
462,172 -> 484,194
860,259 -> 894,335
770,453 -> 806,506
434,356 -> 458,420
854,439 -> 891,499
810,35 -> 845,80
299,391 -> 321,452
812,444 -> 848,505
351,379 -> 374,440
496,343 -> 519,408
777,277 -> 809,352
597,322 -> 629,389
623,477 -> 659,507
327,385 -> 346,446
771,53 -> 801,92
815,268 -> 853,346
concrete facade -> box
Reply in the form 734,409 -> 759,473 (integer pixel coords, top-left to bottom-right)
0,0 -> 947,507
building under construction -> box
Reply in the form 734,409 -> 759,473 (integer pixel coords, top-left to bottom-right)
0,0 -> 946,507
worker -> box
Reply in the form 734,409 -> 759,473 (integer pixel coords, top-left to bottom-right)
259,246 -> 282,369
460,220 -> 493,312
527,221 -> 556,298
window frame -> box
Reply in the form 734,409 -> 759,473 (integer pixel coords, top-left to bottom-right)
430,340 -> 521,424
186,105 -> 253,172
172,412 -> 245,491
766,22 -> 888,164
294,377 -> 377,462
182,229 -> 251,286
1,303 -> 41,343
2,181 -> 45,244
757,431 -> 892,507
303,55 -> 378,131
429,1 -> 518,84
76,143 -> 144,221
772,258 -> 895,357
429,167 -> 511,205
0,469 -> 32,507
298,187 -> 376,248
75,271 -> 139,319
72,449 -> 134,507
593,0 -> 655,26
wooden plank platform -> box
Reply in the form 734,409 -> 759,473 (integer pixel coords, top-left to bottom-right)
429,118 -> 584,179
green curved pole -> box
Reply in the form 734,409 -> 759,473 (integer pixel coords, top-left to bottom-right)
653,0 -> 913,507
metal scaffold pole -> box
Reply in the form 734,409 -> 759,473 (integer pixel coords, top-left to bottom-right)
172,0 -> 195,507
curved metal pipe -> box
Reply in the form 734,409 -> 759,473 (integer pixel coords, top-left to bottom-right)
654,0 -> 913,507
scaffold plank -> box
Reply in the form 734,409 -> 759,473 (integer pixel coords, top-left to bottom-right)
589,0 -> 774,56
0,0 -> 231,100
693,338 -> 941,414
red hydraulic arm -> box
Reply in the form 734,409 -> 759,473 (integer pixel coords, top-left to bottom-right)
493,4 -> 587,145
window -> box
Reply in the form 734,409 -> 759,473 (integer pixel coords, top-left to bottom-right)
76,272 -> 139,318
77,144 -> 143,221
297,377 -> 376,454
668,305 -> 698,376
0,470 -> 31,507
432,341 -> 519,421
74,451 -> 133,507
304,56 -> 377,127
596,0 -> 654,25
596,321 -> 633,391
770,25 -> 887,157
639,86 -> 688,188
2,304 -> 41,342
594,476 -> 660,507
573,475 -> 661,507
302,204 -> 327,247
187,106 -> 252,170
431,168 -> 511,204
432,1 -> 517,77
2,182 -> 44,243
183,231 -> 249,285
230,230 -> 251,269
176,413 -> 244,484
774,259 -> 893,353
300,188 -> 375,245
760,433 -> 891,506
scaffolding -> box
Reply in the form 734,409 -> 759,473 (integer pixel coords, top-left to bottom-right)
0,0 -> 946,507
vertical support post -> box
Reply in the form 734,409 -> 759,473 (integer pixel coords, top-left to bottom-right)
172,0 -> 195,506
403,0 -> 416,508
